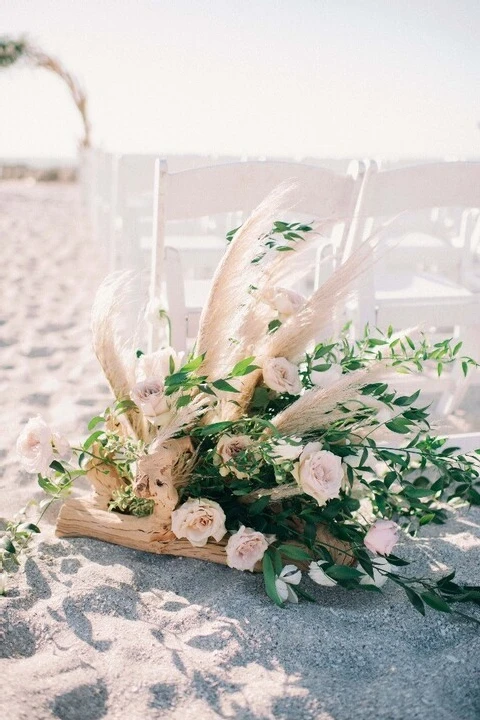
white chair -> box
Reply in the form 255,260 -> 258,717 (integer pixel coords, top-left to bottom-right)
343,161 -> 480,413
149,160 -> 366,350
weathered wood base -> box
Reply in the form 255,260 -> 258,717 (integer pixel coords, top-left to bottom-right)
55,462 -> 354,569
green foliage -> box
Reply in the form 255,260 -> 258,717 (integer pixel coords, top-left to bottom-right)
109,484 -> 155,517
0,37 -> 27,68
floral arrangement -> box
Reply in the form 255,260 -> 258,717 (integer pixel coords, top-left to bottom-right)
3,191 -> 480,620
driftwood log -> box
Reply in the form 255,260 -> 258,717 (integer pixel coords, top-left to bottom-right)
55,462 -> 354,569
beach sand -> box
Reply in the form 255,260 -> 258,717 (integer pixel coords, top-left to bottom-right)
1,182 -> 479,720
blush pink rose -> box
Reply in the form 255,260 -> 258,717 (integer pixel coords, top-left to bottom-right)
263,357 -> 302,395
292,442 -> 343,506
364,520 -> 400,556
130,378 -> 170,422
226,526 -> 270,571
214,434 -> 252,479
171,498 -> 227,547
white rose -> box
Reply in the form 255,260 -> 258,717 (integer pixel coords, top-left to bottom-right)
357,556 -> 391,588
171,498 -> 227,547
310,363 -> 343,387
130,378 -> 170,423
308,560 -> 337,587
270,438 -> 304,463
136,347 -> 184,382
16,416 -> 59,475
263,357 -> 302,395
260,286 -> 305,321
292,442 -> 343,506
226,525 -> 270,571
215,434 -> 252,478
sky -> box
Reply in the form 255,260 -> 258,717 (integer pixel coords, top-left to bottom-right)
1,0 -> 480,161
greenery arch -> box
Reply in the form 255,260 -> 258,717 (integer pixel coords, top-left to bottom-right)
0,36 -> 91,148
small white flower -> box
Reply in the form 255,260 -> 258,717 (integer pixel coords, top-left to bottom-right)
275,564 -> 302,603
0,572 -> 7,596
357,557 -> 391,588
310,363 -> 343,387
308,560 -> 337,587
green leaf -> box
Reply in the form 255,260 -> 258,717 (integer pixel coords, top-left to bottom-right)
277,544 -> 312,562
194,421 -> 234,436
231,357 -> 258,377
462,361 -> 469,377
49,460 -> 65,474
267,319 -> 282,334
419,513 -> 435,526
88,415 -> 104,431
38,476 -> 58,494
385,554 -> 410,567
403,485 -> 434,498
212,379 -> 240,393
393,390 -> 420,407
404,587 -> 425,615
83,430 -> 105,450
385,418 -> 411,434
180,354 -> 205,372
421,592 -> 452,613
263,552 -> 284,607
248,495 -> 271,515
325,565 -> 364,581
176,395 -> 191,409
17,522 -> 40,534
311,363 -> 332,372
0,536 -> 16,554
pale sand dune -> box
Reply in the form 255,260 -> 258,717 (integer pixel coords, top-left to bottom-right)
1,182 -> 479,720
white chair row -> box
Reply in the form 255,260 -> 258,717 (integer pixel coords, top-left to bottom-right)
80,151 -> 480,417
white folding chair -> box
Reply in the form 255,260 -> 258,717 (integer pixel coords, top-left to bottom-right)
343,161 -> 480,413
149,160 -> 366,351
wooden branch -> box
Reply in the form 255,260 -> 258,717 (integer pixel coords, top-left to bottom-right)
55,465 -> 354,570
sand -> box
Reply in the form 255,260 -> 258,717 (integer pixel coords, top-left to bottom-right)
1,182 -> 479,720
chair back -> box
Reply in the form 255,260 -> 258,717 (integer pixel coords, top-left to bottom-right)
150,160 -> 365,350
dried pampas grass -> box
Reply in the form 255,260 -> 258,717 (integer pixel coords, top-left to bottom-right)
91,272 -> 148,441
271,362 -> 392,436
